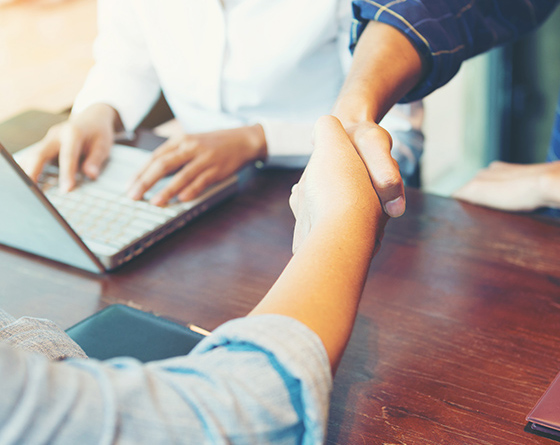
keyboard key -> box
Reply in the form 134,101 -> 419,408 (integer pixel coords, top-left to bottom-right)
44,185 -> 175,247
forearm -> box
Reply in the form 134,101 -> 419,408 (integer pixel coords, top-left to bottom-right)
348,1 -> 559,104
332,21 -> 424,124
249,211 -> 378,371
70,103 -> 122,132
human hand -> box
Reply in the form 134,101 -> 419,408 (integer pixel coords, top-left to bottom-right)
342,119 -> 405,218
289,115 -> 388,254
453,161 -> 560,211
17,104 -> 118,192
328,20 -> 426,219
127,125 -> 267,206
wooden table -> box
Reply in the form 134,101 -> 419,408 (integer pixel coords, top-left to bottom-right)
1,121 -> 560,444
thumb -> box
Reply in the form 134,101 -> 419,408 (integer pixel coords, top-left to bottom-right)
82,137 -> 111,179
352,123 -> 405,217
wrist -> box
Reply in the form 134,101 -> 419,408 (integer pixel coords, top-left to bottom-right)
314,200 -> 383,251
71,103 -> 122,133
240,124 -> 267,162
332,92 -> 379,127
333,21 -> 424,124
540,161 -> 560,208
307,213 -> 379,267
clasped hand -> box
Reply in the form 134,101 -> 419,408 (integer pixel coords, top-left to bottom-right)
289,115 -> 388,254
127,125 -> 266,206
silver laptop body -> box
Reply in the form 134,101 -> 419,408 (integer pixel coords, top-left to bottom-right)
0,143 -> 238,273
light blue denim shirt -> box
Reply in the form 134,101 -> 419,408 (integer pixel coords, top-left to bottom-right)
0,311 -> 332,444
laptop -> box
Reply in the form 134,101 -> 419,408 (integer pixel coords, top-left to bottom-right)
0,142 -> 238,273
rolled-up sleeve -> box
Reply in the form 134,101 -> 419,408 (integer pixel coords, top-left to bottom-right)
0,314 -> 332,444
0,309 -> 87,360
350,0 -> 560,102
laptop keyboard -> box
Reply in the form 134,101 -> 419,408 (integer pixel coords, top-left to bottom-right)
43,180 -> 193,252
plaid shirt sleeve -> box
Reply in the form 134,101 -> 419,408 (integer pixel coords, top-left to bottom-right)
350,0 -> 560,102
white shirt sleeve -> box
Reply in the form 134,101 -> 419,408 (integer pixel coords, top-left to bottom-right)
260,0 -> 424,173
72,0 -> 162,132
259,1 -> 354,168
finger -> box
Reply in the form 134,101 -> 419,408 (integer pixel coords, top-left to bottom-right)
82,137 -> 110,179
453,177 -> 539,211
149,159 -> 208,205
453,179 -> 504,208
490,161 -> 552,175
128,147 -> 196,200
58,126 -> 84,192
315,116 -> 404,216
477,162 -> 549,181
151,137 -> 183,157
352,125 -> 405,218
129,139 -> 188,186
487,161 -> 543,174
312,115 -> 349,153
177,168 -> 218,202
18,137 -> 60,182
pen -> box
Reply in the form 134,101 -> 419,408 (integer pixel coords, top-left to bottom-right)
187,323 -> 211,337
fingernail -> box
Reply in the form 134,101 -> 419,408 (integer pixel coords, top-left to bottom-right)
385,196 -> 405,218
86,164 -> 100,179
128,185 -> 142,200
150,195 -> 165,206
59,180 -> 70,193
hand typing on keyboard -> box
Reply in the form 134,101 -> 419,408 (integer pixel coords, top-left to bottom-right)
126,125 -> 266,206
17,104 -> 119,193
18,104 -> 258,208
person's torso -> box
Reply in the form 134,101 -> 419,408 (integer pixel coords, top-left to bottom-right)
131,0 -> 351,131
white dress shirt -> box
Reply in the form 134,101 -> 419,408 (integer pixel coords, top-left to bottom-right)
73,0 -> 421,167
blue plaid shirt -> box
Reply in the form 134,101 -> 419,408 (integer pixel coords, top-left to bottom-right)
351,0 -> 560,161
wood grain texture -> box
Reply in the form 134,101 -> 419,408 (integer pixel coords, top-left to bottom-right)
328,192 -> 560,444
1,115 -> 560,443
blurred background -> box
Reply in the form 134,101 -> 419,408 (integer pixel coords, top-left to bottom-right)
1,0 -> 559,196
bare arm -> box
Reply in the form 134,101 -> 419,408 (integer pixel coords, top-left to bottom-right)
332,21 -> 425,218
249,115 -> 388,372
334,21 -> 424,126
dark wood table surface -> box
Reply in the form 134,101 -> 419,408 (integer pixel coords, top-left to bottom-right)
2,115 -> 560,444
